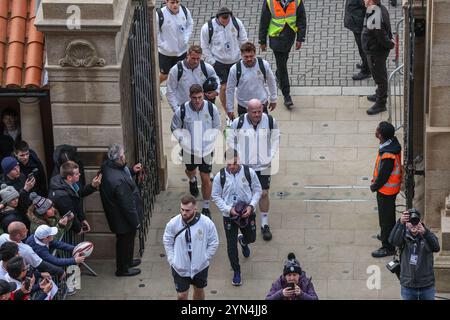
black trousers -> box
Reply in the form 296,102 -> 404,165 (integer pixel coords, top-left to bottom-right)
377,192 -> 397,249
223,213 -> 256,272
353,32 -> 370,74
116,229 -> 137,273
273,51 -> 291,97
367,52 -> 389,105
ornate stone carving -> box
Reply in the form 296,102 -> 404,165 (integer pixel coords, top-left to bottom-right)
59,40 -> 106,67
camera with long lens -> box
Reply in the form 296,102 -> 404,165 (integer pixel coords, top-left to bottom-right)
408,208 -> 421,226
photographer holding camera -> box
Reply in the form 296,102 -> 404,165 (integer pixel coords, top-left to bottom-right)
388,209 -> 440,300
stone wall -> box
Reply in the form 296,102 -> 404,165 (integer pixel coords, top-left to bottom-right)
35,0 -> 143,259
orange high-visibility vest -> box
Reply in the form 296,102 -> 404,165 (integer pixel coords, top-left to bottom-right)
267,0 -> 301,37
372,152 -> 402,195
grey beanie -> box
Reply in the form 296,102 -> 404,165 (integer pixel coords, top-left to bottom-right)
29,192 -> 53,216
0,184 -> 20,204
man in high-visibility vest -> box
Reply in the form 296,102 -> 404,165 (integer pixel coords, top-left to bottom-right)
370,121 -> 402,258
259,0 -> 306,110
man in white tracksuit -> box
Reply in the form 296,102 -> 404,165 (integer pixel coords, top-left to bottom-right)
156,0 -> 193,85
226,42 -> 277,120
163,195 -> 219,300
166,45 -> 220,112
227,99 -> 280,242
171,84 -> 221,218
211,149 -> 262,286
200,7 -> 248,113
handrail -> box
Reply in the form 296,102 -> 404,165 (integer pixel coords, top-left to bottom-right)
388,64 -> 404,131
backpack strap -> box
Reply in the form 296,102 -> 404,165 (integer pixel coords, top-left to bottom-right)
180,103 -> 186,128
157,8 -> 164,29
235,60 -> 242,87
257,57 -> 267,82
207,101 -> 214,121
243,165 -> 252,189
177,61 -> 184,81
181,5 -> 188,18
208,19 -> 214,44
231,16 -> 240,39
267,114 -> 274,130
236,114 -> 245,129
220,168 -> 226,189
200,60 -> 209,79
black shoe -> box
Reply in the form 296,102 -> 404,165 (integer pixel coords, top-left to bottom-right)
376,234 -> 381,241
284,96 -> 294,110
367,94 -> 377,102
366,104 -> 387,115
189,178 -> 199,197
352,71 -> 371,81
130,259 -> 141,268
371,247 -> 395,258
261,225 -> 272,241
202,208 -> 211,219
115,268 -> 141,277
356,63 -> 362,69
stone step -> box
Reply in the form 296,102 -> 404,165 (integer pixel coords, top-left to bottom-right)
441,209 -> 450,251
435,255 -> 450,293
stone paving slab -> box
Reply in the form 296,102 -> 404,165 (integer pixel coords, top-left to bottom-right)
173,0 -> 404,87
74,95 -> 404,300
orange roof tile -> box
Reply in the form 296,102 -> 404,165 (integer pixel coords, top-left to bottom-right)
0,0 -> 45,89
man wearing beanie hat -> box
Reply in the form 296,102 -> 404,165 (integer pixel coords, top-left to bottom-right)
200,6 -> 248,113
26,192 -> 70,239
0,184 -> 30,231
1,156 -> 36,216
266,252 -> 318,300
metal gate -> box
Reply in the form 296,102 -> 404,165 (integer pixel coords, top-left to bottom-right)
125,0 -> 160,256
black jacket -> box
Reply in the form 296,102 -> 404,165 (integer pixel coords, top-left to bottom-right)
99,160 -> 143,235
0,206 -> 30,232
259,0 -> 307,52
47,175 -> 96,234
389,221 -> 440,288
17,149 -> 47,196
361,4 -> 394,55
0,173 -> 33,215
344,0 -> 366,33
370,137 -> 401,193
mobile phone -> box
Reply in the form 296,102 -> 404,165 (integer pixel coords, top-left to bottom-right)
28,168 -> 39,180
288,283 -> 295,290
24,277 -> 31,291
82,224 -> 89,231
63,210 -> 74,219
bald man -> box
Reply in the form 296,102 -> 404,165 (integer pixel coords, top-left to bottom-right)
228,99 -> 280,241
0,222 -> 64,277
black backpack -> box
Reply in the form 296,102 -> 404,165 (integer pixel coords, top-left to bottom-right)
236,114 -> 274,130
207,17 -> 240,44
219,165 -> 252,189
235,58 -> 267,87
180,101 -> 214,127
157,5 -> 188,29
177,60 -> 209,82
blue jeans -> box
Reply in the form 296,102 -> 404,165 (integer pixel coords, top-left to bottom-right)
401,285 -> 435,300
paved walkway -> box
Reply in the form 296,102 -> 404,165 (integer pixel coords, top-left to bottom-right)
180,0 -> 404,87
74,95 -> 404,300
